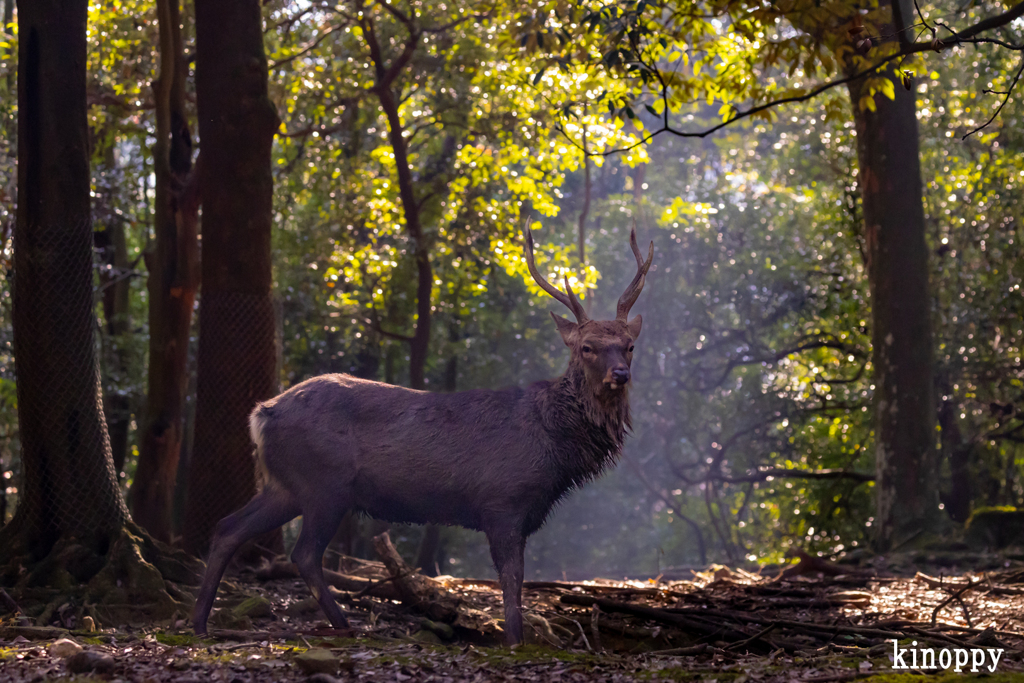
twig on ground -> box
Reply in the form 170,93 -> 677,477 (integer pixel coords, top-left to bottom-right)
351,570 -> 413,599
726,623 -> 778,652
572,619 -> 593,652
645,643 -> 709,656
590,604 -> 603,652
216,641 -> 264,651
931,577 -> 983,625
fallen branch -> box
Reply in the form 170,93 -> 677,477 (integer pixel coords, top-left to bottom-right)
0,588 -> 20,615
255,560 -> 400,600
645,643 -> 710,657
931,577 -> 984,626
372,532 -> 460,623
560,594 -> 803,652
726,623 -> 778,652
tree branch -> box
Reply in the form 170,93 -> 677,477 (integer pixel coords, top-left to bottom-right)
714,467 -> 875,484
570,0 -> 1024,155
963,55 -> 1024,139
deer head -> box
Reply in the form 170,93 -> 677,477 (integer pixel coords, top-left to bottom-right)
525,226 -> 654,398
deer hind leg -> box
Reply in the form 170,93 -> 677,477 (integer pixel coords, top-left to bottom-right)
292,506 -> 350,629
192,483 -> 299,635
488,528 -> 526,645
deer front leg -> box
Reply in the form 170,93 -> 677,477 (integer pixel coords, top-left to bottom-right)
488,528 -> 525,645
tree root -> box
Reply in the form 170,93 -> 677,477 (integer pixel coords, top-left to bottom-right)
0,523 -> 204,629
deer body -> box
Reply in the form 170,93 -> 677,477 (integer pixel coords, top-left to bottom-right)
253,371 -> 625,533
192,228 -> 652,644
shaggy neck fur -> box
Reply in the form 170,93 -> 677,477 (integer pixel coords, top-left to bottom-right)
540,360 -> 631,487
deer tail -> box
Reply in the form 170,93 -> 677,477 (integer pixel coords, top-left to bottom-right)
249,403 -> 275,479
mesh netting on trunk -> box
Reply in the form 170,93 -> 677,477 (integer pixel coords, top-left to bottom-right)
12,213 -> 127,540
182,288 -> 278,556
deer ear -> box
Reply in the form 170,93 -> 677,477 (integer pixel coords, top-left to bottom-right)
550,311 -> 578,346
627,314 -> 643,340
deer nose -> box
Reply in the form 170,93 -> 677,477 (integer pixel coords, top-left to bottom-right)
611,367 -> 630,385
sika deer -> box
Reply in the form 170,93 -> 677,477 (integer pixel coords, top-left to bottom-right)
192,227 -> 654,644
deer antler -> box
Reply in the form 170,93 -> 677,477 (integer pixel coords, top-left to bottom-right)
524,227 -> 589,324
616,226 -> 654,322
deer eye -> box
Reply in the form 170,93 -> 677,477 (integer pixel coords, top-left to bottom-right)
581,345 -> 593,354
628,345 -> 635,353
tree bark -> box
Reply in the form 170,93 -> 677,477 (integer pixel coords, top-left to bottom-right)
846,64 -> 943,550
131,0 -> 199,543
182,0 -> 281,556
4,0 -> 128,552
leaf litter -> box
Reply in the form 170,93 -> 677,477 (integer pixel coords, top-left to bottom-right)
4,540 -> 1024,681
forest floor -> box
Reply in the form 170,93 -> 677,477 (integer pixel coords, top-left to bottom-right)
3,543 -> 1024,682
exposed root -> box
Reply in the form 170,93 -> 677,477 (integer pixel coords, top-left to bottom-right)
0,522 -> 204,629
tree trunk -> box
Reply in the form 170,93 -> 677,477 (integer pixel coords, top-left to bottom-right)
377,86 -> 432,391
131,0 -> 199,543
846,66 -> 943,550
4,0 -> 128,552
578,119 -> 590,266
937,375 -> 971,522
0,1 -> 205,622
183,0 -> 281,556
415,316 -> 462,575
363,19 -> 431,391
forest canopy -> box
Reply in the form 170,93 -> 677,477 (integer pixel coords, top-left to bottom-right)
0,0 -> 1022,582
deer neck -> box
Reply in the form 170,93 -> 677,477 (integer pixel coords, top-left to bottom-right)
548,362 -> 631,458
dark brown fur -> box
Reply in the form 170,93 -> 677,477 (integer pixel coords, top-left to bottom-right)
191,229 -> 653,644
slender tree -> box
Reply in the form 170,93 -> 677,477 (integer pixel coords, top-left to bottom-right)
183,0 -> 281,556
131,0 -> 200,542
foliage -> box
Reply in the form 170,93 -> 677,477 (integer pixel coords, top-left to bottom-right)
0,0 -> 1022,578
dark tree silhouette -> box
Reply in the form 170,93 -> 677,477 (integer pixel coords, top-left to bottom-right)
843,4 -> 944,550
131,0 -> 201,543
5,0 -> 126,552
183,0 -> 281,556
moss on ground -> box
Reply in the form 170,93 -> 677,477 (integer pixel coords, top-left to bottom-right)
153,632 -> 208,647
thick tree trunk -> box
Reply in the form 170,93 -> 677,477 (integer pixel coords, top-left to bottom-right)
131,0 -> 199,543
0,1 -> 205,622
846,67 -> 943,550
183,0 -> 281,556
5,0 -> 127,552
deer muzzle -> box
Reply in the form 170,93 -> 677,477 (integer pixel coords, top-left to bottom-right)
607,366 -> 630,390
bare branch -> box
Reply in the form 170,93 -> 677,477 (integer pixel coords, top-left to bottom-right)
270,24 -> 345,69
963,56 -> 1024,139
713,467 -> 875,484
